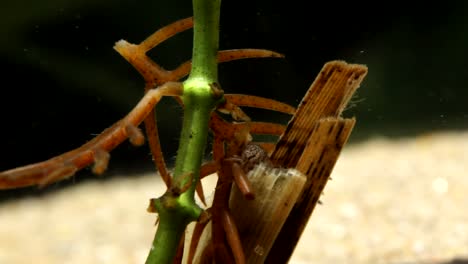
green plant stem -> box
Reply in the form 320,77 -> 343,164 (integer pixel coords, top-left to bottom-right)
145,0 -> 222,263
188,0 -> 220,82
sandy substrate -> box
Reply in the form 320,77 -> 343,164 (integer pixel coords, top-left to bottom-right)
0,131 -> 467,264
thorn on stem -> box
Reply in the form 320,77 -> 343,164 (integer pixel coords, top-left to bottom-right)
147,198 -> 158,213
147,199 -> 160,226
196,181 -> 207,206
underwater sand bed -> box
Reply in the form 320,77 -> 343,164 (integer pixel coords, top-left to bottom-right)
0,131 -> 467,263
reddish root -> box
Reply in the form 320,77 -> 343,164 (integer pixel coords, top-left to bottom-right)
224,94 -> 295,115
209,114 -> 240,142
92,148 -> 110,175
222,209 -> 246,264
200,161 -> 218,179
114,40 -> 173,84
196,161 -> 221,206
188,212 -> 211,264
0,82 -> 182,190
213,243 -> 236,264
212,134 -> 225,164
125,124 -> 145,146
38,163 -> 78,188
250,122 -> 286,136
171,49 -> 283,81
143,108 -> 172,188
139,17 -> 193,53
173,232 -> 186,264
217,101 -> 251,122
198,244 -> 214,264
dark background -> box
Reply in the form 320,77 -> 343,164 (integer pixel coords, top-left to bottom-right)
1,1 -> 467,197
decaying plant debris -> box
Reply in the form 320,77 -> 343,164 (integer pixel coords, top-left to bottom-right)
187,61 -> 367,263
